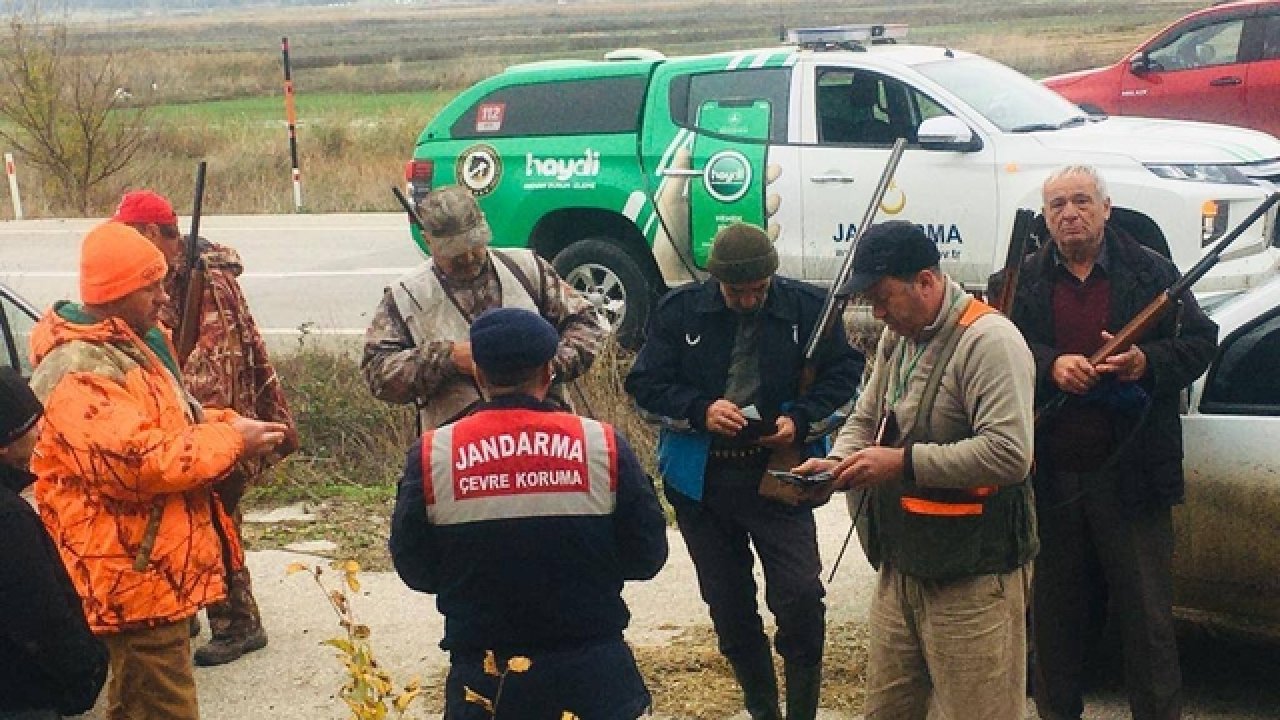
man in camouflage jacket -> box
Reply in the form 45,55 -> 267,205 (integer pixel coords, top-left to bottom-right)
362,185 -> 607,431
113,190 -> 298,667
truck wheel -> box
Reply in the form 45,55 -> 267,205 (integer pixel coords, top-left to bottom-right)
553,238 -> 656,347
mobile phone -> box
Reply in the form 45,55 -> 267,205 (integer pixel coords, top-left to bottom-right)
689,98 -> 772,267
767,470 -> 834,487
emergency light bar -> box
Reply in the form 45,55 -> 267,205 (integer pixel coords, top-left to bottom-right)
784,24 -> 909,50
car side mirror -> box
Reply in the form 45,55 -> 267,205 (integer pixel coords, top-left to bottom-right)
917,116 -> 981,152
1129,54 -> 1151,74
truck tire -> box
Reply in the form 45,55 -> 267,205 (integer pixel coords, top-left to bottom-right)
553,238 -> 656,348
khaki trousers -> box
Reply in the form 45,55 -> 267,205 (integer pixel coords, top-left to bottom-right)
865,563 -> 1031,720
102,620 -> 199,720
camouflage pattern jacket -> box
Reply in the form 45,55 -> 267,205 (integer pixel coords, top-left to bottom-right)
362,249 -> 607,430
162,239 -> 296,487
28,303 -> 245,633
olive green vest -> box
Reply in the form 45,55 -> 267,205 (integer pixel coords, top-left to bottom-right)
855,298 -> 1037,580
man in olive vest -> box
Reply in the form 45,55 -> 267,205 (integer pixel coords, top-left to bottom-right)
795,221 -> 1038,719
362,185 -> 607,430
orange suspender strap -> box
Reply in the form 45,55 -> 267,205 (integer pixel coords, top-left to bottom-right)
899,297 -> 1001,517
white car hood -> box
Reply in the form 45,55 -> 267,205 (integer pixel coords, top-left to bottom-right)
1032,117 -> 1280,164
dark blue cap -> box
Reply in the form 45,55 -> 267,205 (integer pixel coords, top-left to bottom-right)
839,220 -> 941,296
470,308 -> 559,376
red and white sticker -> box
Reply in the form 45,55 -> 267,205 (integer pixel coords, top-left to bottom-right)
475,102 -> 506,133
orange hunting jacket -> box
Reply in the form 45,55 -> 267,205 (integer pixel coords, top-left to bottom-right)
28,303 -> 245,634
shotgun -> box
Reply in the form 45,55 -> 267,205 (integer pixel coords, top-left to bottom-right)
1037,191 -> 1280,426
173,161 -> 208,366
992,208 -> 1036,313
799,138 -> 908,393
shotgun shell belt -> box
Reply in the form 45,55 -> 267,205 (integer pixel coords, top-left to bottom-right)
709,446 -> 768,460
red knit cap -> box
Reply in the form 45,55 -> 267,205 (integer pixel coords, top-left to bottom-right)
111,190 -> 178,225
80,222 -> 168,304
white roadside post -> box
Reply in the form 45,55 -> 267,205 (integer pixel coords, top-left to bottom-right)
4,153 -> 22,221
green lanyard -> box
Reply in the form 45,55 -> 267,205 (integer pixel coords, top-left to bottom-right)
888,290 -> 963,406
890,341 -> 928,406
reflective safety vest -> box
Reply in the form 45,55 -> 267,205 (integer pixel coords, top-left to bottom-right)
420,407 -> 619,527
859,297 -> 1037,580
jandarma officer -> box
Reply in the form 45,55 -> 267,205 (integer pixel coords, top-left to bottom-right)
389,307 -> 668,720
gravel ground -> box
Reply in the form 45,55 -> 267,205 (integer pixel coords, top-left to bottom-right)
78,500 -> 1280,719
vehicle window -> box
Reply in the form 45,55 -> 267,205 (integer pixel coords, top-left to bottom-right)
1262,14 -> 1280,61
1202,312 -> 1280,415
915,56 -> 1083,132
0,291 -> 36,375
668,67 -> 790,143
450,76 -> 648,138
816,68 -> 948,145
1148,19 -> 1245,71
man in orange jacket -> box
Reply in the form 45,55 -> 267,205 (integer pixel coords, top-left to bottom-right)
29,222 -> 288,720
113,189 -> 298,667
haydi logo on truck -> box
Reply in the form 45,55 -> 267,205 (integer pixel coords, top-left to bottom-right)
524,149 -> 601,189
406,23 -> 1280,345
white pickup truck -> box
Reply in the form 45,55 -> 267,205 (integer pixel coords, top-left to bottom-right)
408,24 -> 1280,342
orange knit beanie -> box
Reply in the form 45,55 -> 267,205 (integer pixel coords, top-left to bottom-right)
80,222 -> 168,304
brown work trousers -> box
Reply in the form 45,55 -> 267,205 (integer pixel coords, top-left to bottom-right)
102,620 -> 199,720
1032,470 -> 1181,720
864,563 -> 1031,720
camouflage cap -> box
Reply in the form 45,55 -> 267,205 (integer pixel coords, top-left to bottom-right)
418,185 -> 492,257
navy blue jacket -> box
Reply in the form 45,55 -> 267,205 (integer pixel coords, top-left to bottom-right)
0,464 -> 107,716
389,394 -> 667,654
625,275 -> 864,440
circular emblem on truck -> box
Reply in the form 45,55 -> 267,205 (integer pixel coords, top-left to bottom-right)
456,144 -> 502,196
702,150 -> 753,203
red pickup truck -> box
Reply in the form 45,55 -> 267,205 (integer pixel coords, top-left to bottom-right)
1043,0 -> 1280,138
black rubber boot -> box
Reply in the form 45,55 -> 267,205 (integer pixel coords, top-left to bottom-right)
784,662 -> 822,720
727,649 -> 781,720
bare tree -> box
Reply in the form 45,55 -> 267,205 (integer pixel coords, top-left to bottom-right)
0,10 -> 150,215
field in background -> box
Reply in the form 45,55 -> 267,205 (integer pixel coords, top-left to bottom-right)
0,0 -> 1204,218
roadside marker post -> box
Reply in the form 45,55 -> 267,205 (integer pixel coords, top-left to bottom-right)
281,36 -> 303,212
4,153 -> 22,221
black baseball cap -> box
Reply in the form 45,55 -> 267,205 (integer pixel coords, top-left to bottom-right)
838,220 -> 941,296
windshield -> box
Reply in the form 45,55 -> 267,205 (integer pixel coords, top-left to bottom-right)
914,56 -> 1087,132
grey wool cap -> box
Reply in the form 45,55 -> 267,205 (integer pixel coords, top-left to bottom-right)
706,223 -> 779,283
417,185 -> 492,257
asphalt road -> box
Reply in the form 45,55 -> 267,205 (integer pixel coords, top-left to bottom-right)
0,213 -> 424,351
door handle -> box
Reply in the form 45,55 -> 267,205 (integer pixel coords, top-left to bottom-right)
810,175 -> 855,184
1209,76 -> 1243,87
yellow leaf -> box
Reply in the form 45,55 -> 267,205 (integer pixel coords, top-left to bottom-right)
285,562 -> 310,575
346,572 -> 362,593
343,559 -> 362,574
393,689 -> 421,713
507,656 -> 532,673
322,637 -> 356,656
483,650 -> 500,676
464,686 -> 495,714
